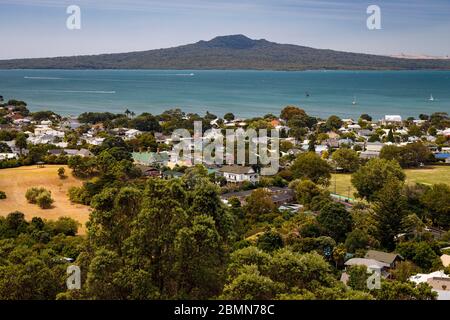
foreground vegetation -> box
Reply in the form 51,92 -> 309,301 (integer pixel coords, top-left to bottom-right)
0,102 -> 449,300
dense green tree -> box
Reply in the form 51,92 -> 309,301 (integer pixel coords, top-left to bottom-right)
345,229 -> 370,253
360,114 -> 372,122
380,143 -> 433,168
294,179 -> 323,209
387,129 -> 395,143
280,106 -> 307,122
317,202 -> 353,243
290,152 -> 331,186
221,265 -> 281,300
396,241 -> 440,271
243,189 -> 277,226
57,167 -> 66,179
351,158 -> 405,201
375,280 -> 437,300
325,115 -> 343,131
257,229 -> 283,252
332,148 -> 360,172
372,178 -> 408,249
224,113 -> 235,122
129,113 -> 161,132
420,184 -> 450,228
347,265 -> 369,291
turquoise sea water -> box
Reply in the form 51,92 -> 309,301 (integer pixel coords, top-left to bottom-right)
0,69 -> 449,119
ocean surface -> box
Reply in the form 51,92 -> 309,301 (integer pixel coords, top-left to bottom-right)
0,69 -> 449,119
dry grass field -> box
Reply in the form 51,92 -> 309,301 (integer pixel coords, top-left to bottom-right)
0,165 -> 90,234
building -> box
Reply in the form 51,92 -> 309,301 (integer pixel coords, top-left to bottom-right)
136,165 -> 161,177
48,148 -> 94,158
435,153 -> 450,163
409,271 -> 450,300
383,115 -> 402,124
365,142 -> 385,153
217,165 -> 259,184
364,250 -> 403,268
162,170 -> 184,179
132,151 -> 170,167
359,151 -> 380,159
344,258 -> 389,272
359,142 -> 385,159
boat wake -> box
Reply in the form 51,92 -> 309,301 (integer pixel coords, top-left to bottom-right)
35,89 -> 116,94
24,76 -> 63,80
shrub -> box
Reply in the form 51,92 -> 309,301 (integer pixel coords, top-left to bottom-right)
57,167 -> 66,179
0,191 -> 6,199
25,187 -> 45,204
25,187 -> 54,209
48,217 -> 80,236
36,191 -> 54,209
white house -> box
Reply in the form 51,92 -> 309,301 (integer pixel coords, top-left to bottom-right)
124,129 -> 142,140
409,271 -> 450,300
218,165 -> 259,183
365,142 -> 385,152
383,115 -> 402,123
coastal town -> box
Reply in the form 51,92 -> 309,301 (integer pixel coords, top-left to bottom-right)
0,97 -> 450,300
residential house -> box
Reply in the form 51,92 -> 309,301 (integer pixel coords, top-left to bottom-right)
83,136 -> 105,146
342,118 -> 355,125
217,165 -> 259,184
364,250 -> 403,268
409,271 -> 450,300
124,129 -> 142,140
301,141 -> 328,155
136,165 -> 161,177
154,132 -> 170,144
382,115 -> 402,125
359,142 -> 384,159
162,170 -> 184,179
347,124 -> 361,131
48,148 -> 94,158
357,129 -> 373,139
344,258 -> 390,274
132,151 -> 170,167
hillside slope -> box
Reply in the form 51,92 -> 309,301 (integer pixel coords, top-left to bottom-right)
1,35 -> 450,70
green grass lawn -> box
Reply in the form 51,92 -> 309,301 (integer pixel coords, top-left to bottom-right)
329,165 -> 450,197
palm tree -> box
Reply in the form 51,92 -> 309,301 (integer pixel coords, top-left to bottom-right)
124,108 -> 131,118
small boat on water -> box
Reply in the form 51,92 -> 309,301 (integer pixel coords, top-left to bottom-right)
352,96 -> 357,105
429,94 -> 435,102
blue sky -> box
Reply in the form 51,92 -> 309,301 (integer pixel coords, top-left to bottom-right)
0,0 -> 449,59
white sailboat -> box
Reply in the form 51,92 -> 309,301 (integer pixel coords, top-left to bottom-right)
352,96 -> 357,105
429,94 -> 435,102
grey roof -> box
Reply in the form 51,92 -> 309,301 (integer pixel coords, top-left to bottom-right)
345,258 -> 390,269
218,165 -> 254,174
365,250 -> 403,265
48,148 -> 93,157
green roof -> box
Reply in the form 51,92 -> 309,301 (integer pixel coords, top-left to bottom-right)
132,152 -> 169,165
